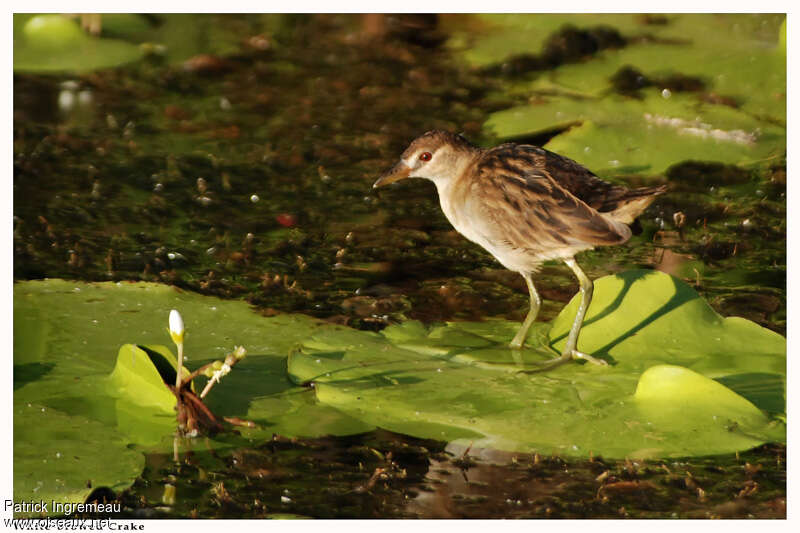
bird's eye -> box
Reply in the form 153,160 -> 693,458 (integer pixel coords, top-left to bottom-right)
419,152 -> 432,162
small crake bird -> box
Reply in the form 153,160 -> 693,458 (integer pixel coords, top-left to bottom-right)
374,131 -> 666,367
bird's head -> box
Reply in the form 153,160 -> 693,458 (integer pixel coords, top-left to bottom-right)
373,130 -> 479,189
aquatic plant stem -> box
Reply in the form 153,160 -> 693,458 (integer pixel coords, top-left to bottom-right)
200,370 -> 220,398
175,341 -> 184,390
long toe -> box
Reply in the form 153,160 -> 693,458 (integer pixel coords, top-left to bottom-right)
518,353 -> 572,374
571,350 -> 608,366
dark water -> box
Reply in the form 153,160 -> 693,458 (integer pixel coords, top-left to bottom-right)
87,432 -> 785,519
14,14 -> 785,518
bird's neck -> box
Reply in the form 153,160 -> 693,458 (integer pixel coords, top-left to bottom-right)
429,150 -> 482,229
428,149 -> 481,199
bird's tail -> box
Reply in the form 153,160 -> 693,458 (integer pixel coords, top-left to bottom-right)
608,185 -> 668,225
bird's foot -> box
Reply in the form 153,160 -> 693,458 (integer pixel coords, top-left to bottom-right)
569,349 -> 608,366
513,347 -> 609,374
520,350 -> 608,373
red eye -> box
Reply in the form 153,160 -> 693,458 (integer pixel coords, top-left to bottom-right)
420,152 -> 432,162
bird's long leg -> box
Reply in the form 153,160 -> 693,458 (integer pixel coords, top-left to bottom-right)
561,257 -> 607,366
509,272 -> 541,349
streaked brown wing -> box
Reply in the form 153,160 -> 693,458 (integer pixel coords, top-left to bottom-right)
532,145 -> 667,213
535,146 -> 635,211
470,146 -> 631,254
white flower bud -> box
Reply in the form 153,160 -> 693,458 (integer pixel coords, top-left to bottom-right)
169,309 -> 184,344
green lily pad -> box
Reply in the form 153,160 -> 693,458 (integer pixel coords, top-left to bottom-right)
561,15 -> 784,121
632,364 -> 781,456
548,270 -> 785,376
14,14 -> 143,73
108,344 -> 191,413
290,270 -> 785,458
104,344 -> 197,447
635,365 -> 770,427
444,14 -> 647,68
468,14 -> 785,175
452,14 -> 784,120
13,14 -> 297,73
13,279 -> 372,511
486,91 -> 785,177
547,40 -> 786,122
13,402 -> 144,517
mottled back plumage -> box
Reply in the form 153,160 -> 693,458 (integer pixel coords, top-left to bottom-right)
471,145 -> 632,257
527,146 -> 668,217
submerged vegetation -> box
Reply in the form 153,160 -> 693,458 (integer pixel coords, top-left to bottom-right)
13,14 -> 785,518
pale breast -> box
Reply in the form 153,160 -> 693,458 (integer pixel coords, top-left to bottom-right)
436,175 -> 596,273
438,184 -> 561,273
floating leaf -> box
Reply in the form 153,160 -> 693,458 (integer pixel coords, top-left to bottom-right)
633,365 -> 782,456
444,14 -> 647,68
107,344 -> 191,412
13,13 -> 296,73
13,402 -> 143,516
466,13 -> 785,175
290,270 -> 785,458
14,14 -> 143,73
486,92 -> 784,177
13,279 -> 372,512
635,365 -> 770,425
542,15 -> 786,121
548,270 -> 786,376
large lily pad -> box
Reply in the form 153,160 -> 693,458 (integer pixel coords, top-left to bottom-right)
13,14 -> 294,73
12,279 -> 372,511
13,402 -> 144,515
443,14 -> 648,68
467,14 -> 785,176
289,270 -> 785,458
486,92 -> 785,176
14,14 -> 143,73
542,15 -> 786,121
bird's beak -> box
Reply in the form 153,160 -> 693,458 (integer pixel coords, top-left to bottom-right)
373,161 -> 412,188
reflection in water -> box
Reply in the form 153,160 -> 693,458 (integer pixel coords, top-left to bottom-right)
408,441 -> 786,519
116,432 -> 784,519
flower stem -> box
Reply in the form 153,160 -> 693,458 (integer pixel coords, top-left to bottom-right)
199,377 -> 216,399
175,341 -> 184,390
